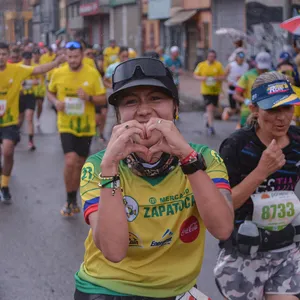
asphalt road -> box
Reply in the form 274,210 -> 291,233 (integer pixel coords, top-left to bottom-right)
0,103 -> 294,300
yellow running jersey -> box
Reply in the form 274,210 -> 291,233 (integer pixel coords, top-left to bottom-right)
40,52 -> 56,65
32,62 -> 46,98
77,144 -> 231,297
193,60 -> 224,95
48,64 -> 106,137
103,46 -> 120,70
0,63 -> 34,127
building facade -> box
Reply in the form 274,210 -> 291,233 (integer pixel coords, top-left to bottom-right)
79,0 -> 110,47
0,0 -> 33,43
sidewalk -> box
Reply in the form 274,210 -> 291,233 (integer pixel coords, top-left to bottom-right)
179,72 -> 228,112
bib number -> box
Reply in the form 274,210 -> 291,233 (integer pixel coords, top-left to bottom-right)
176,287 -> 211,300
0,100 -> 7,117
23,80 -> 33,90
206,77 -> 216,86
251,191 -> 300,231
64,97 -> 85,116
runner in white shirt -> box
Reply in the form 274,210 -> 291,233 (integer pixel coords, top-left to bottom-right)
222,51 -> 249,121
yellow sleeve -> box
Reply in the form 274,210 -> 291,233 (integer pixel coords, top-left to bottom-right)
218,63 -> 225,75
236,74 -> 247,90
18,65 -> 35,81
80,156 -> 102,224
48,70 -> 58,93
93,72 -> 106,95
193,63 -> 202,76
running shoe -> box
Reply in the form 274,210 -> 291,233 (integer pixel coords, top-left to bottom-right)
1,187 -> 12,204
71,202 -> 81,214
207,127 -> 216,136
28,141 -> 36,151
60,201 -> 81,217
222,107 -> 231,121
60,203 -> 74,217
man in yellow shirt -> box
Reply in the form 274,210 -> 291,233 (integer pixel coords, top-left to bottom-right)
193,50 -> 225,136
103,39 -> 120,71
47,41 -> 106,216
0,42 -> 64,203
40,45 -> 56,64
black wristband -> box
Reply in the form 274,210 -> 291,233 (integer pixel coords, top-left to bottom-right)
89,95 -> 93,102
181,153 -> 206,175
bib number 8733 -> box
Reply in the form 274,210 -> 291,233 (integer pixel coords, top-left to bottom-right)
261,202 -> 295,220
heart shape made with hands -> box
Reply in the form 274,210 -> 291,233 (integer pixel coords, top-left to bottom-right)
131,123 -> 166,163
132,123 -> 162,149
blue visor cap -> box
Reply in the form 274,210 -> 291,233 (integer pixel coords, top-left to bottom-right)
251,80 -> 300,109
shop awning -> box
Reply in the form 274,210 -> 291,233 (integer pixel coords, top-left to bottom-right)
55,28 -> 66,36
164,9 -> 197,27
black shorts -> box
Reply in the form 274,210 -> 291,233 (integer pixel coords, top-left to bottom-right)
60,133 -> 92,158
74,289 -> 173,300
19,94 -> 36,113
95,104 -> 108,114
229,94 -> 236,109
203,94 -> 219,107
0,125 -> 20,144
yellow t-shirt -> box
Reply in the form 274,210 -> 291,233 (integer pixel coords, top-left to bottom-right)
293,86 -> 300,125
103,46 -> 120,70
0,63 -> 34,127
194,60 -> 224,95
32,62 -> 46,98
129,48 -> 137,59
48,64 -> 106,137
83,57 -> 96,69
40,52 -> 56,65
20,62 -> 40,95
77,144 -> 231,297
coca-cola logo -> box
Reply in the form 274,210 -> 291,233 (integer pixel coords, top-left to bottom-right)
180,216 -> 200,243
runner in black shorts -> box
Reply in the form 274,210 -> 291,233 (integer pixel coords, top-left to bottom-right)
0,126 -> 20,145
60,133 -> 92,158
19,51 -> 38,151
203,95 -> 219,107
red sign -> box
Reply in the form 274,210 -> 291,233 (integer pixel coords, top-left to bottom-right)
180,216 -> 200,243
79,2 -> 99,16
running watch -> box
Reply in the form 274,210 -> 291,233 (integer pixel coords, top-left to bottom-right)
181,153 -> 207,175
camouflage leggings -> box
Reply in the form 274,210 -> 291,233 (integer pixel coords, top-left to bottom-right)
214,246 -> 300,300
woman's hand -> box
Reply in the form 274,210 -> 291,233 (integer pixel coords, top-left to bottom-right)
145,117 -> 193,161
101,120 -> 149,173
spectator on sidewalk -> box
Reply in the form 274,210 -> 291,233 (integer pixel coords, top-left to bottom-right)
193,49 -> 225,136
165,46 -> 183,90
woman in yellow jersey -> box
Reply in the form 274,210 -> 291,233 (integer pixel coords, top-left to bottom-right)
75,58 -> 234,299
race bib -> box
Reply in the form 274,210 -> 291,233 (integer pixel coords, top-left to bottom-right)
0,100 -> 7,117
176,287 -> 211,300
110,54 -> 117,62
23,79 -> 33,90
206,77 -> 216,86
251,191 -> 300,231
64,97 -> 85,115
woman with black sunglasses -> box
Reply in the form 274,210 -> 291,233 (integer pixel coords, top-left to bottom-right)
75,58 -> 234,300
